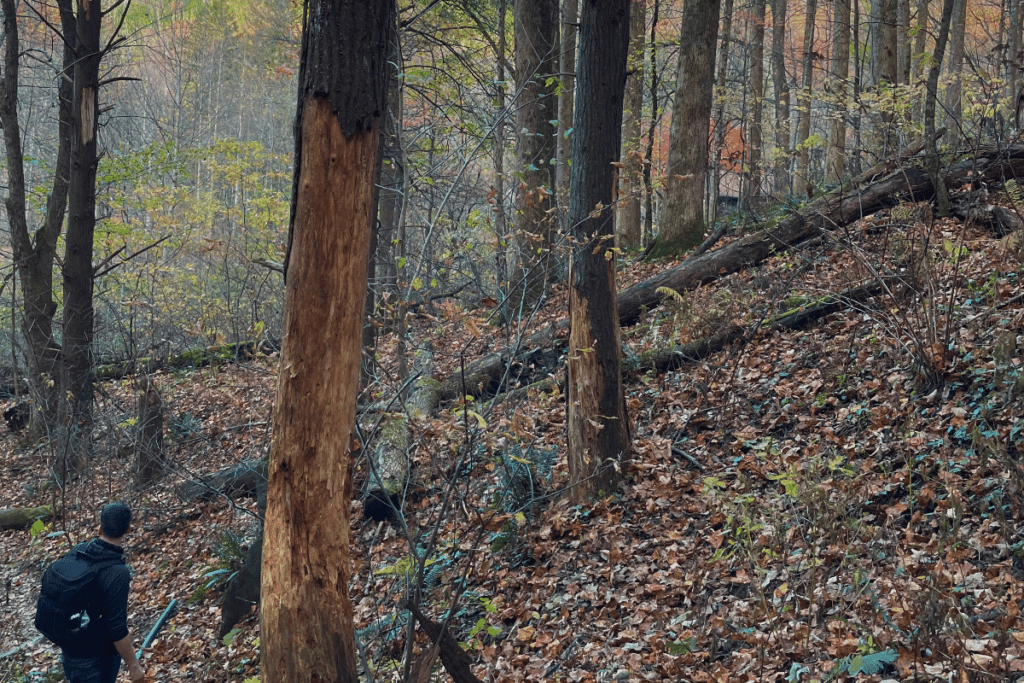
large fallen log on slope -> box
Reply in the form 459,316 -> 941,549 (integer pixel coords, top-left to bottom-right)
616,168 -> 934,326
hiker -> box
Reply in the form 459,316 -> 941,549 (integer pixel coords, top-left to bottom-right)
60,501 -> 147,683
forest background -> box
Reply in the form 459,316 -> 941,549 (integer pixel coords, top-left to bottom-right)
0,0 -> 1023,682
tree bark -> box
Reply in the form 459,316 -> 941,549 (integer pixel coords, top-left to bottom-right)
261,3 -> 393,681
942,0 -> 966,141
0,0 -> 72,437
616,0 -> 645,249
826,0 -> 852,183
746,0 -> 767,205
924,0 -> 956,217
652,0 -> 721,257
511,0 -> 559,313
133,376 -> 165,487
556,0 -> 579,223
55,0 -> 103,480
771,0 -> 792,194
566,0 -> 631,504
793,0 -> 818,192
870,0 -> 898,160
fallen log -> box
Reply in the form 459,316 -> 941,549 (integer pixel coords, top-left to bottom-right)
765,277 -> 905,331
364,349 -> 435,522
630,325 -> 747,376
0,505 -> 55,531
616,168 -> 934,327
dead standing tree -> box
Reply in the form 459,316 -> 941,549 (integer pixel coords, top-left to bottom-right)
260,2 -> 394,682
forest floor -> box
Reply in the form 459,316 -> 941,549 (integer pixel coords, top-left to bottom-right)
2,190 -> 1024,683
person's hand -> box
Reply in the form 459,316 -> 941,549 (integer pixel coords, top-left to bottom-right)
127,661 -> 146,682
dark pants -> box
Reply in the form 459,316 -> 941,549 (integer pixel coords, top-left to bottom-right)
61,651 -> 122,683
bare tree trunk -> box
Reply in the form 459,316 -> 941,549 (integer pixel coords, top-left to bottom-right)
912,0 -> 931,125
870,0 -> 898,160
794,0 -> 818,192
651,0 -> 721,257
925,0 -> 956,217
494,0 -> 509,297
511,0 -> 559,314
770,0 -> 792,194
261,2 -> 393,681
710,0 -> 733,222
746,0 -> 766,204
1010,0 -> 1024,118
567,0 -> 631,504
0,0 -> 72,437
942,0 -> 966,141
826,0 -> 852,183
897,0 -> 911,85
556,0 -> 578,225
642,0 -> 661,242
616,0 -> 645,249
56,0 -> 103,479
133,376 -> 164,487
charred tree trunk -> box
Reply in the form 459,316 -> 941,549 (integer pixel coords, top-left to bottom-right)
261,3 -> 393,682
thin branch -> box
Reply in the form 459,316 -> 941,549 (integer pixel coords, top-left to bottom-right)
94,234 -> 171,278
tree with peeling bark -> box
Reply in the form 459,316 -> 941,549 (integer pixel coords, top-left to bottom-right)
649,0 -> 720,258
260,2 -> 393,682
566,0 -> 631,504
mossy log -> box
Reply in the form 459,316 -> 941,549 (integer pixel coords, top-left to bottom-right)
363,349 -> 435,521
764,277 -> 902,331
631,325 -> 747,375
95,340 -> 280,381
0,505 -> 55,530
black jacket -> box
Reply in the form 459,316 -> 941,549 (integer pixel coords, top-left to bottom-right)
65,538 -> 131,657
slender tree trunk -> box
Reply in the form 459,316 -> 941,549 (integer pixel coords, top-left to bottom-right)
642,0 -> 660,242
897,0 -> 911,85
770,0 -> 792,195
711,0 -> 733,222
616,0 -> 645,250
871,0 -> 898,160
794,0 -> 818,192
511,0 -> 559,314
746,0 -> 766,204
261,2 -> 393,681
567,0 -> 631,504
651,0 -> 721,257
925,0 -> 956,217
826,0 -> 851,183
494,0 -> 509,297
56,0 -> 103,479
0,0 -> 72,437
556,0 -> 578,226
912,0 -> 930,125
1009,0 -> 1024,116
943,0 -> 966,141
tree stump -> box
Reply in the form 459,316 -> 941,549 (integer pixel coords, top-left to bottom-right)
133,376 -> 164,486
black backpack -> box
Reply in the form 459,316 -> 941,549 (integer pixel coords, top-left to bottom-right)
34,547 -> 123,649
